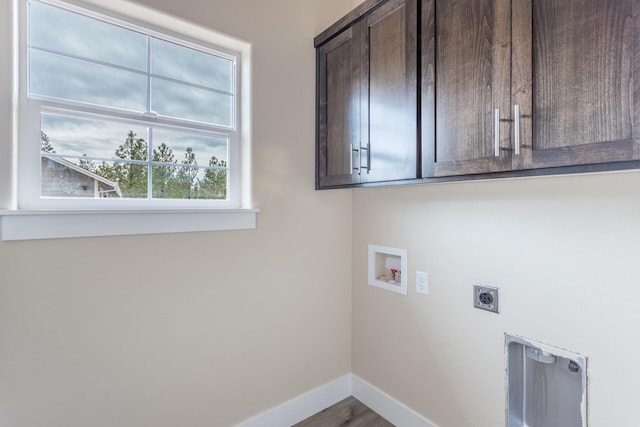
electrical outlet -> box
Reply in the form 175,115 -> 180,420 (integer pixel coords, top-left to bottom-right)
473,284 -> 499,313
416,271 -> 428,295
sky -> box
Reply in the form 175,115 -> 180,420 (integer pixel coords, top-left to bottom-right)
41,113 -> 229,165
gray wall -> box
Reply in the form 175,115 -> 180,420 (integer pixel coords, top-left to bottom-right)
352,172 -> 640,426
0,1 -> 354,426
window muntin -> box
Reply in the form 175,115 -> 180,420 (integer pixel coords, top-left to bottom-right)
25,0 -> 238,206
150,78 -> 233,126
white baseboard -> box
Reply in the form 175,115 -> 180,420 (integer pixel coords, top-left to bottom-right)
236,374 -> 352,427
351,374 -> 437,427
236,373 -> 437,427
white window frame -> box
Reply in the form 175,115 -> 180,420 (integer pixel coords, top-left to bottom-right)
2,0 -> 256,240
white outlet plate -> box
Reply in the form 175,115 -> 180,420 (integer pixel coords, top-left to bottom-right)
416,271 -> 428,295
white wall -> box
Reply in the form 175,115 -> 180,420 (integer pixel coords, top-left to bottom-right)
0,0 -> 15,209
352,171 -> 640,426
0,1 -> 354,426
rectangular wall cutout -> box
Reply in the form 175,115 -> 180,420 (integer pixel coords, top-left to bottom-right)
368,245 -> 407,295
506,334 -> 587,427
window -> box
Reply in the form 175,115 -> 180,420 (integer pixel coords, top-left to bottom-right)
20,0 -> 244,209
3,0 -> 256,240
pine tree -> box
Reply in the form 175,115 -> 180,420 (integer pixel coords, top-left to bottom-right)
41,131 -> 55,153
175,147 -> 199,199
152,142 -> 176,198
201,155 -> 227,199
100,131 -> 149,198
78,154 -> 97,172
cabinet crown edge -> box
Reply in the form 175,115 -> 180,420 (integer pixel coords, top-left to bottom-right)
314,0 -> 386,47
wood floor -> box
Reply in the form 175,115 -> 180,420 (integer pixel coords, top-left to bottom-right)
292,396 -> 394,427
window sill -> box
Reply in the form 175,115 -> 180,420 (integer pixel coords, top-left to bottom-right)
0,208 -> 259,241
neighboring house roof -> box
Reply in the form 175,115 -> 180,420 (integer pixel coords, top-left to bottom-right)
42,154 -> 123,197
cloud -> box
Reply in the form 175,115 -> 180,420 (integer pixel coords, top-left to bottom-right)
42,114 -> 147,159
151,38 -> 232,92
31,50 -> 146,110
153,128 -> 228,163
151,78 -> 232,126
42,113 -> 228,166
30,1 -> 146,71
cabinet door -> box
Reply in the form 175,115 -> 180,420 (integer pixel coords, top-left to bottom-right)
361,0 -> 418,183
513,0 -> 640,170
422,0 -> 513,177
317,27 -> 362,188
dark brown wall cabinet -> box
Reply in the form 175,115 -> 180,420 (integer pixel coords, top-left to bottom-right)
423,0 -> 640,178
316,0 -> 640,189
315,0 -> 418,189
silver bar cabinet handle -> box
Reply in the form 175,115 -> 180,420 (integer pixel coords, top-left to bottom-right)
494,108 -> 500,157
365,142 -> 371,173
351,144 -> 359,174
514,104 -> 521,155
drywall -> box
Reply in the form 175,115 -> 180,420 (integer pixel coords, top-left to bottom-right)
352,172 -> 640,426
0,0 -> 15,209
0,1 -> 354,426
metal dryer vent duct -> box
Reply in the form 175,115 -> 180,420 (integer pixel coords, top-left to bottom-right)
525,346 -> 557,364
506,334 -> 587,427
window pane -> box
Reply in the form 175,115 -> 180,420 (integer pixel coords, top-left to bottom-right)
150,129 -> 228,200
151,78 -> 232,126
41,114 -> 150,199
151,38 -> 233,92
199,166 -> 228,200
30,50 -> 147,111
41,113 -> 149,160
29,0 -> 147,71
